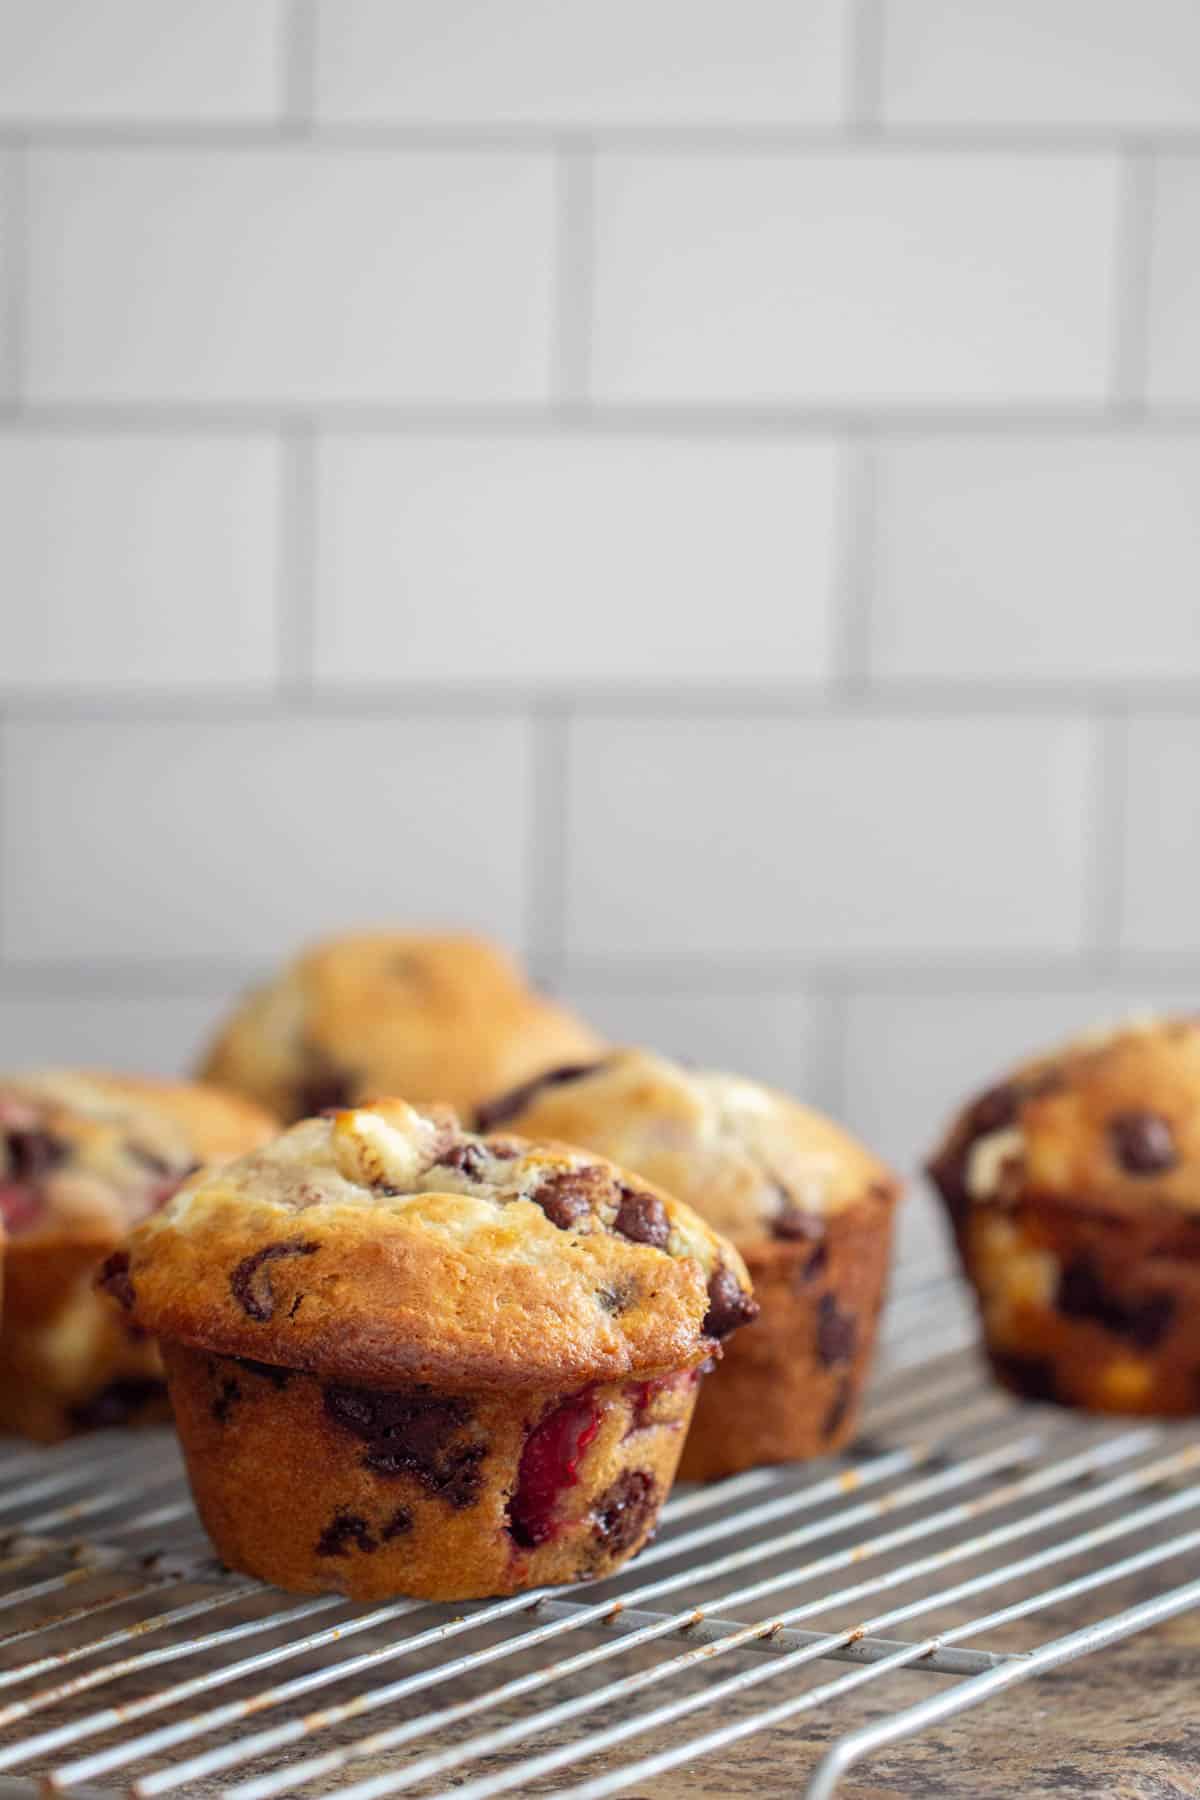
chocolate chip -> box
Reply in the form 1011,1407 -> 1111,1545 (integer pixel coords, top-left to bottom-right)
534,1168 -> 601,1230
967,1083 -> 1019,1135
990,1351 -> 1059,1405
436,1142 -> 490,1181
822,1373 -> 855,1441
702,1266 -> 759,1340
229,1240 -> 319,1322
475,1060 -> 610,1132
212,1375 -> 241,1424
381,1506 -> 413,1541
315,1510 -> 377,1557
4,1127 -> 68,1183
772,1202 -> 823,1243
1057,1255 -> 1176,1349
801,1242 -> 830,1284
612,1185 -> 669,1250
323,1384 -> 486,1508
1109,1109 -> 1178,1176
815,1294 -> 857,1368
592,1469 -> 658,1557
596,1278 -> 637,1315
295,1060 -> 355,1120
97,1250 -> 136,1312
67,1378 -> 168,1432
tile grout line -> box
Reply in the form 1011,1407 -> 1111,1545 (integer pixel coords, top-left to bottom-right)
281,0 -> 317,136
1110,144 -> 1156,413
848,0 -> 885,133
275,419 -> 318,697
1,137 -> 29,409
552,136 -> 595,409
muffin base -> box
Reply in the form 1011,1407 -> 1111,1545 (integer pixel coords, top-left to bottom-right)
952,1194 -> 1200,1417
162,1343 -> 699,1600
678,1184 -> 896,1483
0,1236 -> 167,1441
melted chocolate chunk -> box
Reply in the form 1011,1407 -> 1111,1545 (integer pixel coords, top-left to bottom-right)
702,1266 -> 759,1340
315,1510 -> 377,1557
323,1385 -> 485,1507
815,1293 -> 857,1368
990,1351 -> 1059,1405
475,1060 -> 610,1132
436,1141 -> 490,1181
68,1378 -> 168,1432
1109,1109 -> 1178,1176
97,1250 -> 136,1312
533,1168 -> 598,1230
4,1126 -> 68,1184
612,1185 -> 669,1249
592,1469 -> 658,1557
1057,1255 -> 1176,1349
229,1240 -> 319,1322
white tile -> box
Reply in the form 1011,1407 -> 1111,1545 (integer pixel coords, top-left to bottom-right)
1120,717 -> 1200,953
0,717 -> 533,962
314,436 -> 840,687
0,989 -> 234,1078
881,0 -> 1200,128
1147,157 -> 1200,407
0,0 -> 283,122
314,0 -> 848,126
843,982 -> 1190,1273
591,152 -> 1119,405
871,438 -> 1200,683
0,432 -> 280,691
26,149 -> 555,405
565,715 -> 1095,958
560,980 -> 835,1111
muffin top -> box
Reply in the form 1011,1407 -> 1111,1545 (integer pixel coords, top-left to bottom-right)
108,1099 -> 757,1390
928,1015 -> 1200,1224
476,1049 -> 898,1245
0,1070 -> 277,1242
198,930 -> 604,1123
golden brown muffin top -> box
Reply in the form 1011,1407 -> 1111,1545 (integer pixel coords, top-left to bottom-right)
0,1069 -> 277,1243
928,1015 -> 1200,1223
476,1048 -> 898,1244
198,930 -> 604,1122
108,1098 -> 756,1390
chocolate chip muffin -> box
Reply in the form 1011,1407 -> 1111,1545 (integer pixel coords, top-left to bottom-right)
477,1050 -> 901,1481
197,931 -> 603,1124
928,1015 -> 1200,1415
105,1099 -> 755,1600
0,1071 -> 277,1440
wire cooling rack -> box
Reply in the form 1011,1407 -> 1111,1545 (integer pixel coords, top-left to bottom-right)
1,1276 -> 1198,1799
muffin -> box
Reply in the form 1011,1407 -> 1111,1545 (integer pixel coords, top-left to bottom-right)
927,1015 -> 1200,1415
197,931 -> 603,1123
477,1051 -> 901,1481
0,1071 -> 276,1440
103,1098 -> 756,1601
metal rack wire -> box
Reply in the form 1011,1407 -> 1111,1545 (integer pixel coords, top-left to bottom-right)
0,1275 -> 1197,1799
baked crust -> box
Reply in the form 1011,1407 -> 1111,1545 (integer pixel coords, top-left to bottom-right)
927,1015 -> 1200,1415
476,1049 -> 901,1475
198,931 -> 604,1122
0,1069 -> 276,1440
112,1100 -> 756,1391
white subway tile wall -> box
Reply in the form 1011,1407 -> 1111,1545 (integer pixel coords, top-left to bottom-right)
2,0 -> 1197,1278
